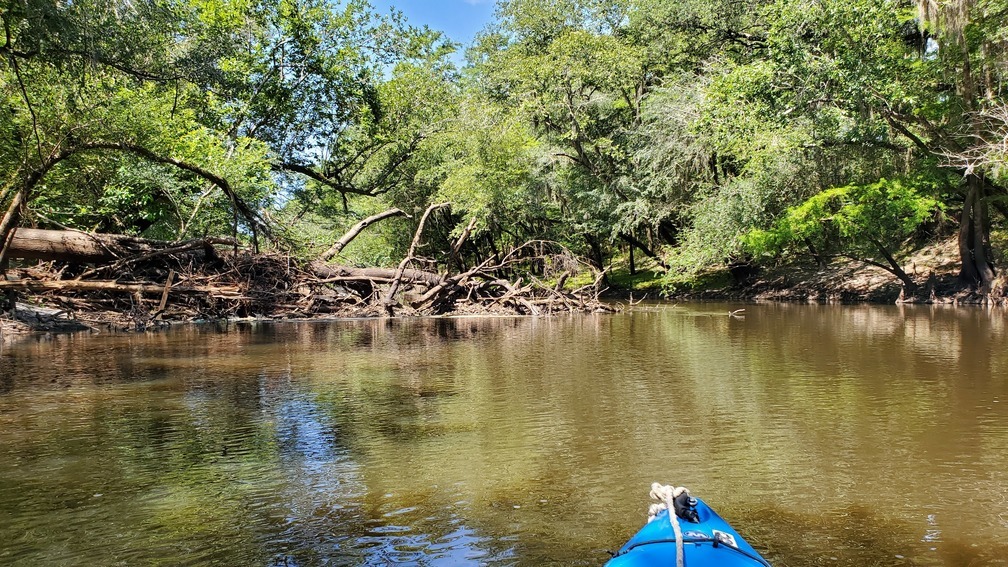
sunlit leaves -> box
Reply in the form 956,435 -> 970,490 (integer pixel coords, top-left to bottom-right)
744,178 -> 943,266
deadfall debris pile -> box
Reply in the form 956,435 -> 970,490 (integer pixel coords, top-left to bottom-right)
1,221 -> 614,335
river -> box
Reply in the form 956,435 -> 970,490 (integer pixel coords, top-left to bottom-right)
1,303 -> 1007,566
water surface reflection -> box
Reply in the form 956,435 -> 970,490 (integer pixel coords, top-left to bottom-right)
1,305 -> 1007,566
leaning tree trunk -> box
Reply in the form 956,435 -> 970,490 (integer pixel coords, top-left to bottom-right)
868,237 -> 917,293
619,232 -> 669,270
958,176 -> 997,293
0,189 -> 30,271
383,203 -> 449,315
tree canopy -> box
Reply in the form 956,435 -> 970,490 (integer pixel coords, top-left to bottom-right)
3,0 -> 1008,297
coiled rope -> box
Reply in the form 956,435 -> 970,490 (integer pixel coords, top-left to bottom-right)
648,483 -> 689,567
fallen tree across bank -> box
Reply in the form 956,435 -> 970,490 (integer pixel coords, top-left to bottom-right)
0,224 -> 616,333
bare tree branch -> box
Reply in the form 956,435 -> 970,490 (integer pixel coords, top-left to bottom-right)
383,202 -> 450,315
318,207 -> 407,261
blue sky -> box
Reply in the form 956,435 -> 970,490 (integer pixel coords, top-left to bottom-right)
371,0 -> 498,46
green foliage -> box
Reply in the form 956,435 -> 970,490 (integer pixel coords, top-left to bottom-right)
743,178 -> 943,267
429,98 -> 542,225
470,0 -> 650,251
1,0 -> 441,245
606,268 -> 665,293
273,198 -> 406,266
2,0 -> 1005,287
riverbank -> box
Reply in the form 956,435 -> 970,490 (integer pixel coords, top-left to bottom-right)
2,237 -> 1000,343
0,235 -> 612,342
600,235 -> 1001,306
673,236 -> 1002,305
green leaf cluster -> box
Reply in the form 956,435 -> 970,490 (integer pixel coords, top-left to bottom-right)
744,178 -> 943,263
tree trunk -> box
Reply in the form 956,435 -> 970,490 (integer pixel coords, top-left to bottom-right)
0,190 -> 29,269
0,279 -> 234,295
383,203 -> 449,315
958,185 -> 977,283
804,238 -> 827,268
974,183 -> 996,294
868,237 -> 917,293
618,232 -> 669,270
1,228 -> 236,266
628,241 -> 635,275
958,176 -> 997,292
657,220 -> 679,246
309,262 -> 442,286
4,228 -> 120,262
448,217 -> 478,275
585,235 -> 605,271
488,236 -> 502,277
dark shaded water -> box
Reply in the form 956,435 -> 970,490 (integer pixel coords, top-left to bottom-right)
1,304 -> 1007,566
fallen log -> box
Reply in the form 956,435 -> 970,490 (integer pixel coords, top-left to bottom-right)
308,262 -> 442,286
0,279 -> 239,295
3,227 -> 237,265
7,228 -> 119,262
411,258 -> 493,309
0,280 -> 164,294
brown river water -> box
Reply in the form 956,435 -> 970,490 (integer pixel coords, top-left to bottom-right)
1,303 -> 1007,566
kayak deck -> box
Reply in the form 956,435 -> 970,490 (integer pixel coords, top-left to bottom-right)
607,497 -> 771,566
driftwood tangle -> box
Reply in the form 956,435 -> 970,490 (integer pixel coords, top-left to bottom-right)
1,220 -> 614,331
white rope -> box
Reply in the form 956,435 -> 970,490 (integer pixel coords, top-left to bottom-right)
649,482 -> 689,567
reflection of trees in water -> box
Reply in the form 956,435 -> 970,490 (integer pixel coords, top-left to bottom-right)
632,305 -> 1008,565
3,311 -> 1007,565
300,309 -> 1008,565
1,333 -> 176,389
